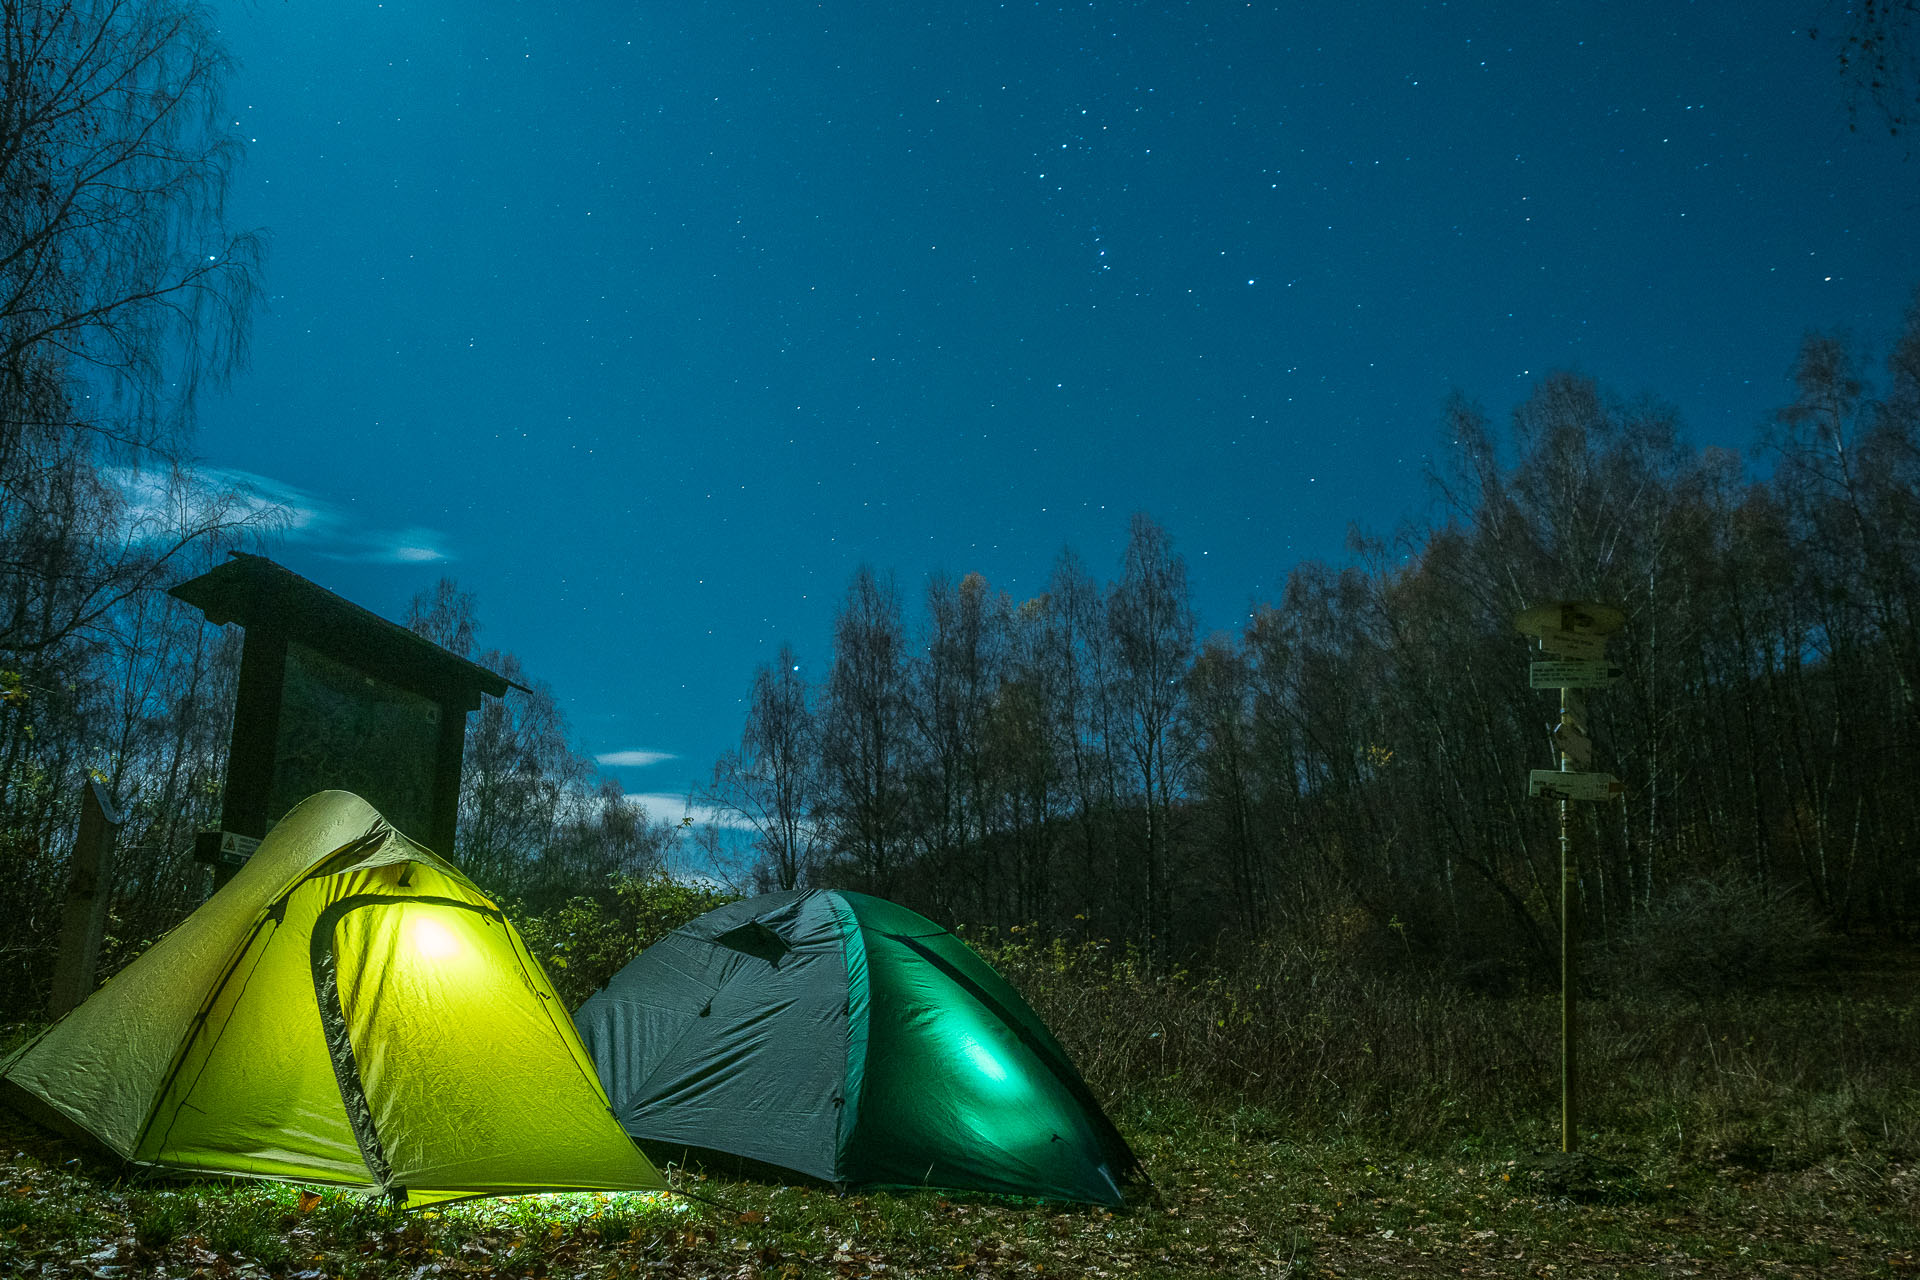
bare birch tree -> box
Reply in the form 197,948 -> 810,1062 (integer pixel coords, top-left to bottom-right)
705,643 -> 822,891
1107,513 -> 1194,971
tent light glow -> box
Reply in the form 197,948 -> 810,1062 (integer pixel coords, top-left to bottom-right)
410,915 -> 461,960
961,1037 -> 1008,1082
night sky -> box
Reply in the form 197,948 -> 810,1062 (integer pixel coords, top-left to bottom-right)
198,1 -> 1920,827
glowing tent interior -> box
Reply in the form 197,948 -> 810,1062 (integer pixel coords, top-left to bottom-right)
573,889 -> 1141,1206
0,792 -> 663,1206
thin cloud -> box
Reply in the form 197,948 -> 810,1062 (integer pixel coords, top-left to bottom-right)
107,464 -> 303,542
198,468 -> 325,532
596,749 -> 677,768
204,468 -> 455,564
323,526 -> 455,564
624,792 -> 757,832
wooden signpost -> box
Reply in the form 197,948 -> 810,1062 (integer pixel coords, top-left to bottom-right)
48,779 -> 125,1018
1515,598 -> 1624,1155
170,553 -> 513,883
1527,769 -> 1622,802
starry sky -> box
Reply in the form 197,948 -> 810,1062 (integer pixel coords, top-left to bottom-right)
196,0 -> 1920,825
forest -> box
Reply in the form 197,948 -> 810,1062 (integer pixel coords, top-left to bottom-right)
706,313 -> 1920,989
6,291 -> 1919,1017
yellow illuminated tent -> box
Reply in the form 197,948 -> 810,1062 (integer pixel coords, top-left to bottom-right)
0,792 -> 663,1205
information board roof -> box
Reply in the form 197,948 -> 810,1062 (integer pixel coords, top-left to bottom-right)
169,553 -> 511,711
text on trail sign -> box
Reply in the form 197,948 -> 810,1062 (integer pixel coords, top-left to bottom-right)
1533,627 -> 1608,659
1529,660 -> 1624,690
193,829 -> 261,868
1528,769 -> 1624,802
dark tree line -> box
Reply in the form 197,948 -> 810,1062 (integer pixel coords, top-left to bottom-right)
709,296 -> 1920,977
1815,0 -> 1920,135
0,0 -> 263,1018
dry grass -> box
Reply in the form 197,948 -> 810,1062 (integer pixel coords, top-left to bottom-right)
2,937 -> 1914,1277
988,933 -> 1920,1168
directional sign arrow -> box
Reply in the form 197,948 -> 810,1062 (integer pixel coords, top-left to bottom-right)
1529,769 -> 1624,802
1529,660 -> 1624,690
1515,600 -> 1625,638
1552,720 -> 1594,769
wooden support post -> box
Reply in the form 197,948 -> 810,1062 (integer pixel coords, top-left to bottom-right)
1559,684 -> 1579,1154
49,779 -> 125,1019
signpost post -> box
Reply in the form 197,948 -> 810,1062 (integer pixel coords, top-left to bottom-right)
1514,599 -> 1624,1154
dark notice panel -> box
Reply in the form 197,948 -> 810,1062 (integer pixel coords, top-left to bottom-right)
170,553 -> 510,865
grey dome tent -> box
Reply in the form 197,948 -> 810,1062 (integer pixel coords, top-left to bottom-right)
572,889 -> 1140,1206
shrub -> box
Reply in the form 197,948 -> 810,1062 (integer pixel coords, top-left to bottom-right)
513,872 -> 736,1008
1608,876 -> 1822,997
974,929 -> 1551,1148
971,922 -> 1917,1166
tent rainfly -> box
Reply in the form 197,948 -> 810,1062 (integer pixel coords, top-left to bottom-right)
1,792 -> 663,1206
573,889 -> 1142,1206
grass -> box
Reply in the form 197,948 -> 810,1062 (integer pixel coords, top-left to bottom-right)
2,940 -> 1915,1277
2,1103 -> 1914,1278
8,1029 -> 1919,1280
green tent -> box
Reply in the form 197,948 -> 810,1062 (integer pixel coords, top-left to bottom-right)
1,791 -> 663,1206
573,889 -> 1141,1206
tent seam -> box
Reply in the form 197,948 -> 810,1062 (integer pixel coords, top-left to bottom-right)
131,828 -> 392,1159
497,921 -> 624,1117
132,912 -> 280,1161
828,892 -> 868,1175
